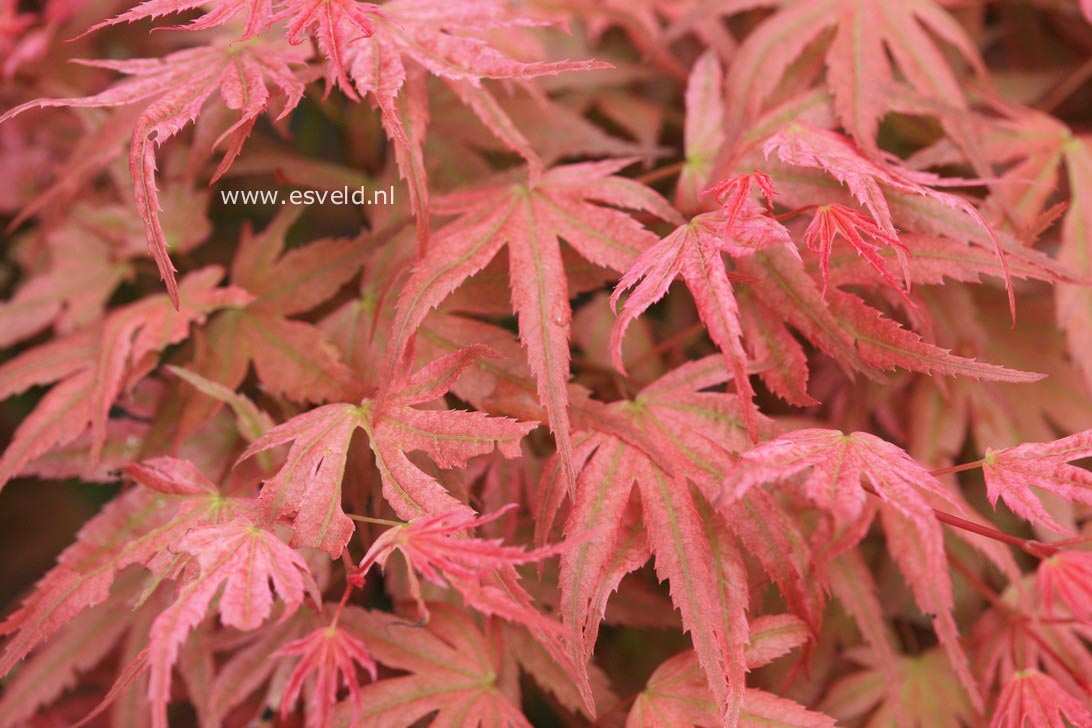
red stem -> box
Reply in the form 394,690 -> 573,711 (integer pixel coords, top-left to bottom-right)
635,161 -> 685,185
331,553 -> 364,627
1024,627 -> 1092,694
773,204 -> 818,221
949,553 -> 1007,611
933,510 -> 1057,558
628,322 -> 707,369
929,460 -> 985,477
861,483 -> 1058,559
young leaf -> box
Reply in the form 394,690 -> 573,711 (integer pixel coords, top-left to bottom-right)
803,203 -> 911,302
764,124 -> 1015,316
990,669 -> 1092,728
278,0 -> 379,95
358,505 -> 565,629
276,624 -> 378,728
982,430 -> 1092,534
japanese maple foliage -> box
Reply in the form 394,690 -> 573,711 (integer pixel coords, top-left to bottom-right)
3,0 -> 1092,726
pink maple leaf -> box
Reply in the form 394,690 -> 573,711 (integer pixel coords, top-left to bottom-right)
1037,551 -> 1092,622
147,518 -> 319,728
0,40 -> 309,306
725,0 -> 988,158
341,0 -> 612,249
764,123 -> 1015,316
804,203 -> 912,302
990,669 -> 1092,728
277,0 -> 381,96
238,346 -> 537,555
357,503 -> 595,711
982,429 -> 1092,534
174,209 -> 363,442
536,357 -> 782,725
77,0 -> 276,40
726,428 -> 984,711
628,619 -> 834,728
610,173 -> 794,441
676,50 -> 726,212
0,456 -> 248,681
276,624 -> 378,728
359,504 -> 563,624
385,159 -> 680,489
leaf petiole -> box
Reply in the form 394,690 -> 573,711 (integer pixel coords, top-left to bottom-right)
347,514 -> 404,528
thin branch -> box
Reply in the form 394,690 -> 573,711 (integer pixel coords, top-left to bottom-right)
860,483 -> 1058,559
930,460 -> 985,477
1036,56 -> 1092,114
628,322 -> 708,370
635,161 -> 685,185
348,513 -> 404,528
949,552 -> 1007,611
772,204 -> 819,221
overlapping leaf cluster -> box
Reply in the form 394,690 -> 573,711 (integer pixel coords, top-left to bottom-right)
1,0 -> 1092,726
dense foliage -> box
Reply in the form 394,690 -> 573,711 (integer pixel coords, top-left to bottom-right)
2,0 -> 1092,725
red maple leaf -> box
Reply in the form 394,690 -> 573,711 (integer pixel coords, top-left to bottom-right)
238,346 -> 537,555
0,268 -> 251,489
764,123 -> 1015,316
386,159 -> 680,488
726,428 -> 985,711
334,603 -> 534,726
145,518 -> 319,728
275,624 -> 378,728
0,40 -> 310,306
610,172 -> 796,441
358,504 -> 564,629
982,429 -> 1092,534
803,203 -> 912,303
991,669 -> 1092,728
